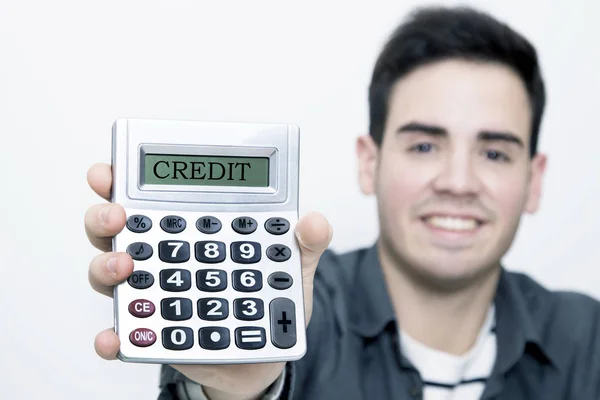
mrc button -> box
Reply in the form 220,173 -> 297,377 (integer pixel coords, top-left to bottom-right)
127,270 -> 154,289
128,299 -> 155,318
232,217 -> 257,234
161,215 -> 186,233
129,328 -> 156,347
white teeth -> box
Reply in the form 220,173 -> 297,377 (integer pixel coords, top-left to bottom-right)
426,216 -> 477,231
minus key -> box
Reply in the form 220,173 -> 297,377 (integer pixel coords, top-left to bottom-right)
268,272 -> 293,290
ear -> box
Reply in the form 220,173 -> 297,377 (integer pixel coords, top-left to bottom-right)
524,153 -> 547,214
356,134 -> 379,195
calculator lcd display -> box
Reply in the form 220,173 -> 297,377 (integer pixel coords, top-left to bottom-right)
144,154 -> 269,187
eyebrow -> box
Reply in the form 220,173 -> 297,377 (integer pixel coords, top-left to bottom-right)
396,122 -> 524,147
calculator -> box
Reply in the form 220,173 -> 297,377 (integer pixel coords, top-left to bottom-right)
110,118 -> 306,364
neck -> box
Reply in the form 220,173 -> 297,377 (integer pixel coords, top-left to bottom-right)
378,241 -> 500,356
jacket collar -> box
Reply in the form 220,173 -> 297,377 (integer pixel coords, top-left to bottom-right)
348,242 -> 555,368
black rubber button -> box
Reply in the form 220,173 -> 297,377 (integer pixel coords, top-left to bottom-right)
235,327 -> 266,350
162,327 -> 194,350
126,215 -> 152,233
196,216 -> 222,234
232,217 -> 257,234
268,272 -> 293,290
269,298 -> 297,349
231,241 -> 261,264
158,240 -> 190,263
159,269 -> 192,292
199,327 -> 230,350
266,244 -> 291,262
265,217 -> 290,235
232,270 -> 262,292
127,270 -> 154,289
160,215 -> 186,233
198,298 -> 229,321
161,297 -> 193,321
233,298 -> 264,321
126,242 -> 153,261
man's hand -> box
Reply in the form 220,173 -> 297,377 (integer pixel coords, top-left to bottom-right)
85,163 -> 332,400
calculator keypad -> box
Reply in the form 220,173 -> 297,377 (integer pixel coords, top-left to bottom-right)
117,212 -> 304,361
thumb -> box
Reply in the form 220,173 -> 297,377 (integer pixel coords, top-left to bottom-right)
294,212 -> 332,324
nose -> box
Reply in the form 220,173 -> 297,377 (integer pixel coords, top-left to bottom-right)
431,150 -> 482,196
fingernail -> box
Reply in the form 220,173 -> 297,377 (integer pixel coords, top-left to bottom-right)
100,206 -> 111,224
106,257 -> 118,275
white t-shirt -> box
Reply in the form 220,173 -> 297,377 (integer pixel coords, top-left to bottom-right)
399,306 -> 497,400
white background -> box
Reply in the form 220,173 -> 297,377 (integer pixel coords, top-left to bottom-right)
0,0 -> 598,399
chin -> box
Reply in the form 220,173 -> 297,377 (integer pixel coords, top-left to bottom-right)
401,253 -> 500,292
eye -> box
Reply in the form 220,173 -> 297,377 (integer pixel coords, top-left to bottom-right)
410,143 -> 434,153
485,150 -> 510,162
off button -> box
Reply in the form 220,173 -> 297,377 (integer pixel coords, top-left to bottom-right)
127,270 -> 154,289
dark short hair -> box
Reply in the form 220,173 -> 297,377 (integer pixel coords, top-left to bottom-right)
368,6 -> 545,157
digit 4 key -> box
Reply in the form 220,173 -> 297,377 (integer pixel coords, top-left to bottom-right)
111,118 -> 306,364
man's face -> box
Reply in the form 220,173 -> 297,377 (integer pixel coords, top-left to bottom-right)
357,59 -> 547,289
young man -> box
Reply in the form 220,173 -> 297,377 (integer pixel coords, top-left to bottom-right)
85,6 -> 600,400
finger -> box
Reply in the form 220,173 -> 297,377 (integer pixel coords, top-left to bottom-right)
295,212 -> 332,278
87,163 -> 113,201
89,252 -> 134,297
84,203 -> 126,251
94,328 -> 121,360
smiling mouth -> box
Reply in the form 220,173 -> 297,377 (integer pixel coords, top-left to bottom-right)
421,215 -> 485,232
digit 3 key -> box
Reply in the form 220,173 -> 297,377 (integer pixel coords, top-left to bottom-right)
111,118 -> 306,364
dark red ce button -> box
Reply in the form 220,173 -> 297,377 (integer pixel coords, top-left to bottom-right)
128,299 -> 156,318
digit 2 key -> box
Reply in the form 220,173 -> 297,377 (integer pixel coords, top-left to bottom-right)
111,118 -> 306,364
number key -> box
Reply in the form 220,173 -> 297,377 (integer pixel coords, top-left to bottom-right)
198,298 -> 229,321
161,297 -> 193,321
159,240 -> 190,263
234,298 -> 264,321
196,269 -> 227,292
160,269 -> 191,292
231,242 -> 261,264
195,241 -> 226,263
232,270 -> 262,292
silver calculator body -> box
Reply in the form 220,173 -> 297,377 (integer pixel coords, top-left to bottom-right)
111,118 -> 306,364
